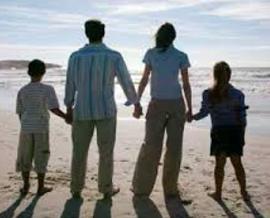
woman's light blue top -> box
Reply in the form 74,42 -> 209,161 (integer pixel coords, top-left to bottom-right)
143,45 -> 190,99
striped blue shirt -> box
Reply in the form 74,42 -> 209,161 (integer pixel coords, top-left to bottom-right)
64,43 -> 137,120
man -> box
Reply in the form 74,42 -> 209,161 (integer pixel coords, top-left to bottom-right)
64,19 -> 141,199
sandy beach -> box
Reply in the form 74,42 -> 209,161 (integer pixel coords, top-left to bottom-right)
0,108 -> 269,218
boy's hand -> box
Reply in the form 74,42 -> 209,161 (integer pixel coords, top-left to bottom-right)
65,107 -> 73,125
133,103 -> 143,119
65,113 -> 73,124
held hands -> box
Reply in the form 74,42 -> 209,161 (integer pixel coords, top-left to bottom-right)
133,103 -> 143,119
186,110 -> 193,123
65,108 -> 73,125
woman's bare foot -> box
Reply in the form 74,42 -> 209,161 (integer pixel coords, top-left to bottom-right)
37,187 -> 53,196
208,192 -> 222,202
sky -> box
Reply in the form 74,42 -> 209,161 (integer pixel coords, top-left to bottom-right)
0,0 -> 270,69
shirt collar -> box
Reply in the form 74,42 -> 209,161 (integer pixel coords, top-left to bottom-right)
85,42 -> 106,48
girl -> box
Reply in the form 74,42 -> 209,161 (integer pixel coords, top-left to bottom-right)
192,61 -> 249,201
132,23 -> 192,197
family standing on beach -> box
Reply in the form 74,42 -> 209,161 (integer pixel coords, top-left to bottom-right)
15,19 -> 249,203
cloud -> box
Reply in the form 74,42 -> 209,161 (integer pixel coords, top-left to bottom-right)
96,0 -> 204,15
205,1 -> 270,21
0,5 -> 87,24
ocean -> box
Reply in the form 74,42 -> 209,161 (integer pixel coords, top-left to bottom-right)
0,67 -> 269,137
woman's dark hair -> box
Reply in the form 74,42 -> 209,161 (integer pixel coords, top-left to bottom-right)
28,59 -> 46,77
209,61 -> 232,104
84,19 -> 105,43
155,22 -> 176,52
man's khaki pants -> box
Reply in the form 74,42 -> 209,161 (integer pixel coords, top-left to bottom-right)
132,99 -> 186,195
71,117 -> 116,194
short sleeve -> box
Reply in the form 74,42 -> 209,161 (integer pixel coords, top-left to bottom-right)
47,86 -> 59,109
179,53 -> 191,70
16,91 -> 22,114
142,49 -> 152,66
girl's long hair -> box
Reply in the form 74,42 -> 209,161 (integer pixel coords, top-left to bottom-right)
155,23 -> 176,52
209,61 -> 232,104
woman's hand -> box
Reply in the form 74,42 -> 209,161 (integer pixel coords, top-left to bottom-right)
133,103 -> 143,119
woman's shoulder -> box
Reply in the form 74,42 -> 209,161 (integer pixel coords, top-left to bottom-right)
173,47 -> 188,57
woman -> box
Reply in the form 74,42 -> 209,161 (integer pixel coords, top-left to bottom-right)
132,23 -> 192,197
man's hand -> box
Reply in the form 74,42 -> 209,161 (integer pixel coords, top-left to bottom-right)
133,103 -> 143,119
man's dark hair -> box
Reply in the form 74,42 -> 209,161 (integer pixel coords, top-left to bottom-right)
84,19 -> 105,43
28,59 -> 46,77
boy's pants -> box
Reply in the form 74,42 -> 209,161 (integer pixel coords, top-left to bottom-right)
70,117 -> 116,194
16,132 -> 50,174
132,99 -> 186,195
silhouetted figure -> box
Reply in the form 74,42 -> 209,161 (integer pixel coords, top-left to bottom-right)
0,195 -> 25,218
93,198 -> 112,218
60,197 -> 83,218
165,195 -> 190,218
64,19 -> 139,199
17,196 -> 41,218
133,196 -> 163,218
192,61 -> 249,201
132,23 -> 192,198
16,59 -> 66,196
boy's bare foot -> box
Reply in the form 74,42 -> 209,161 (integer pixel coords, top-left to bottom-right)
37,187 -> 53,196
208,192 -> 222,202
241,190 -> 250,201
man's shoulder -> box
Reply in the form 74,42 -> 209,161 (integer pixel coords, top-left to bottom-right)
69,45 -> 122,60
103,45 -> 122,58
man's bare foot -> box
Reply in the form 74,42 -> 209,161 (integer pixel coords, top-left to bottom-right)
241,190 -> 250,201
37,187 -> 53,196
208,192 -> 222,202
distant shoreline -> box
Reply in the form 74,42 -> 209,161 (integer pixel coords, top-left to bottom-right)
0,60 -> 62,70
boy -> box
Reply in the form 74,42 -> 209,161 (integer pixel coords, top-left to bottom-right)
16,59 -> 66,196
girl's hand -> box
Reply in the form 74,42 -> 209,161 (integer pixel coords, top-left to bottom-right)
186,110 -> 193,122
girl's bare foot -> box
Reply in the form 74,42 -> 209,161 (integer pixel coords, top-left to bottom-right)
208,192 -> 222,202
37,187 -> 53,196
241,190 -> 250,201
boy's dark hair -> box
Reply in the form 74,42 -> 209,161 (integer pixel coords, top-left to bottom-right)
28,59 -> 46,77
84,19 -> 105,43
155,22 -> 176,52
